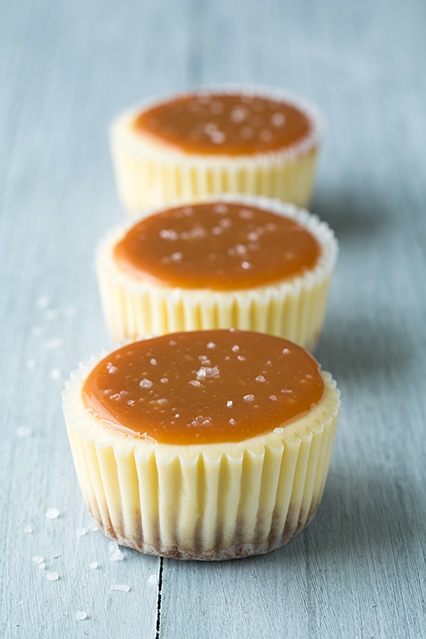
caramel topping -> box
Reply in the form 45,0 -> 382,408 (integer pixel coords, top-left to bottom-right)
133,92 -> 313,156
83,330 -> 324,445
114,202 -> 320,290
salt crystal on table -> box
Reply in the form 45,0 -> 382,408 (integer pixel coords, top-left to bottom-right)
89,562 -> 99,570
45,507 -> 60,519
76,610 -> 88,621
17,427 -> 32,439
24,526 -> 33,534
46,572 -> 59,581
32,555 -> 44,564
76,527 -> 87,537
111,584 -> 130,592
148,574 -> 158,586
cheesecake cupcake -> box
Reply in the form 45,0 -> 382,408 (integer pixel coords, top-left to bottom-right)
110,89 -> 323,214
96,195 -> 338,349
63,329 -> 340,560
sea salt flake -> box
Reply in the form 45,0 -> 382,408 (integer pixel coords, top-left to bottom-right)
39,563 -> 46,570
207,342 -> 216,349
170,252 -> 183,262
76,527 -> 87,537
106,362 -> 118,374
213,204 -> 228,214
148,574 -> 158,586
24,526 -> 33,534
127,399 -> 135,406
271,112 -> 286,127
90,562 -> 99,569
140,378 -> 153,389
45,507 -> 60,520
237,355 -> 246,361
229,418 -> 236,425
32,555 -> 44,564
282,348 -> 290,355
76,610 -> 88,621
109,393 -> 121,400
150,358 -> 158,365
189,380 -> 201,387
241,261 -> 251,270
274,427 -> 284,434
17,426 -> 32,439
269,395 -> 278,401
46,572 -> 59,581
255,375 -> 266,383
160,229 -> 178,240
226,400 -> 233,408
243,394 -> 255,402
111,584 -> 130,592
109,541 -> 125,561
210,130 -> 226,144
160,377 -> 169,384
196,366 -> 220,380
232,345 -> 240,352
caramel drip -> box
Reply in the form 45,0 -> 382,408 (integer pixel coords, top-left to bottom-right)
83,330 -> 324,445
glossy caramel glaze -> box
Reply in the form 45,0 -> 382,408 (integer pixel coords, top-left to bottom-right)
133,92 -> 313,156
114,201 -> 320,290
82,330 -> 325,445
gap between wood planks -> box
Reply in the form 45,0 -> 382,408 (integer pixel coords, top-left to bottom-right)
155,557 -> 164,638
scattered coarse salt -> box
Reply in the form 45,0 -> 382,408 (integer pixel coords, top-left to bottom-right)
38,563 -> 46,570
207,342 -> 216,349
148,574 -> 158,586
240,261 -> 251,270
229,418 -> 236,425
90,524 -> 99,532
150,358 -> 158,365
160,377 -> 169,384
140,378 -> 153,389
45,507 -> 60,520
76,527 -> 87,537
109,541 -> 125,562
282,348 -> 290,355
111,584 -> 130,592
75,610 -> 88,621
232,344 -> 240,352
90,562 -> 99,570
189,380 -> 201,387
24,526 -> 33,534
243,394 -> 255,403
32,555 -> 44,565
46,572 -> 59,581
274,427 -> 284,434
269,395 -> 278,401
255,375 -> 266,383
106,362 -> 118,374
17,426 -> 32,439
226,400 -> 233,408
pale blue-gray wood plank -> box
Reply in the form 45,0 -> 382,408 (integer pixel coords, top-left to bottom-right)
1,0 -> 425,637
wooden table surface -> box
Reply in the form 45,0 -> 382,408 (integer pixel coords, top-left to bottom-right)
1,0 -> 425,637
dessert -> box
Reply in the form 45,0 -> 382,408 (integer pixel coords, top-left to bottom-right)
63,329 -> 340,560
96,195 -> 338,349
110,89 -> 323,214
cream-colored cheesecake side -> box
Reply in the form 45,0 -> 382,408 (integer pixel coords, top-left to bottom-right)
109,93 -> 323,215
63,362 -> 340,560
95,196 -> 338,348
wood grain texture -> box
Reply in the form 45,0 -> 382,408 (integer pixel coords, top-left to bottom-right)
1,0 -> 425,637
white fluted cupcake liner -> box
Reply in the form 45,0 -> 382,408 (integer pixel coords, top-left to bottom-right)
110,89 -> 323,214
95,195 -> 338,348
63,357 -> 340,560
